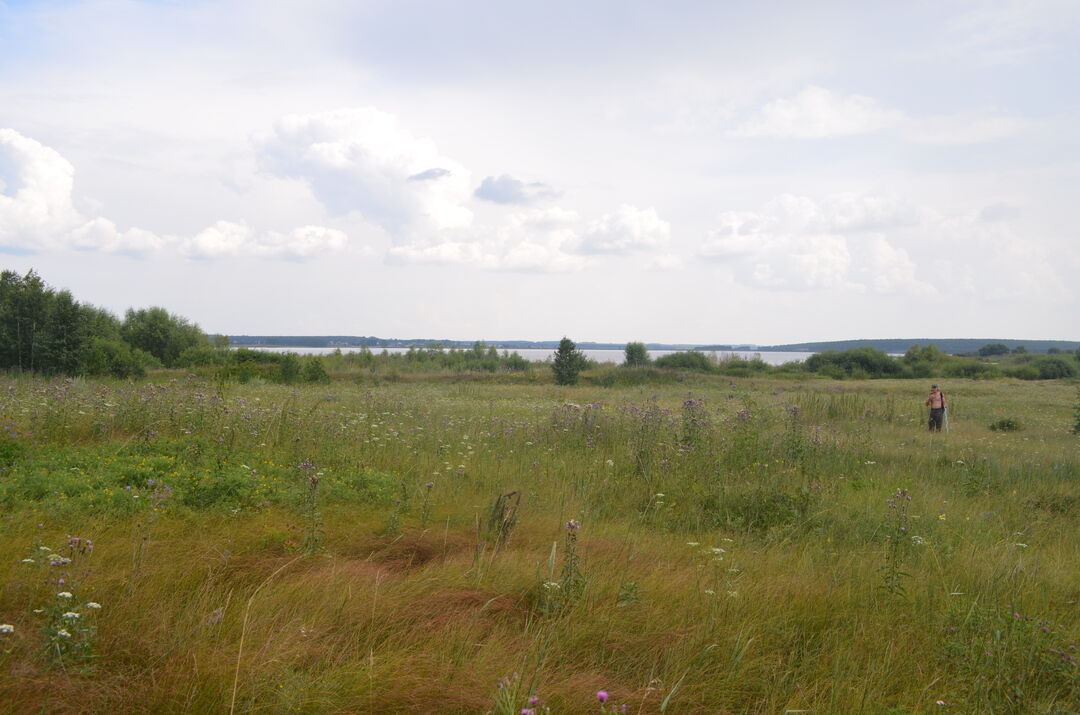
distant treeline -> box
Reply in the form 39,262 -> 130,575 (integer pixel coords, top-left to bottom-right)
755,338 -> 1080,355
227,335 -> 702,351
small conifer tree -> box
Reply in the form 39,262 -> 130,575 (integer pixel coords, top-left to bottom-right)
552,337 -> 586,385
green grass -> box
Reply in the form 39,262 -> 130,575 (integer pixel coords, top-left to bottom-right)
1,373 -> 1078,713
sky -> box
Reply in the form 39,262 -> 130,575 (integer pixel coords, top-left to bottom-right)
1,0 -> 1078,345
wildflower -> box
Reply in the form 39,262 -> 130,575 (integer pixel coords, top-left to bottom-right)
605,459 -> 614,467
21,558 -> 34,563
1014,543 -> 1028,548
938,513 -> 947,520
86,602 -> 102,609
655,493 -> 665,498
566,519 -> 580,530
686,542 -> 700,547
56,629 -> 71,638
62,612 -> 80,620
56,592 -> 73,599
521,710 -> 534,715
597,690 -> 609,703
528,696 -> 541,706
936,701 -> 947,706
0,624 -> 13,634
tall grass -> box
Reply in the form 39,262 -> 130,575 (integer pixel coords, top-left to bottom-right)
0,373 -> 1077,712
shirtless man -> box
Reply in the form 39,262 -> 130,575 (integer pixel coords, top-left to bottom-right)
925,384 -> 947,432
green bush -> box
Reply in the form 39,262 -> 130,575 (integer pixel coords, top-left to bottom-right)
623,342 -> 650,367
944,359 -> 1001,379
1006,365 -> 1040,381
654,350 -> 713,372
989,418 -> 1021,432
1031,356 -> 1077,380
805,348 -> 900,379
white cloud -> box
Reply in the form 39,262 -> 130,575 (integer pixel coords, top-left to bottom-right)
474,174 -> 560,204
388,207 -> 586,272
388,202 -> 673,272
0,128 -> 82,250
701,193 -> 934,294
67,218 -> 171,254
0,127 -> 353,261
259,108 -> 473,233
576,205 -> 670,255
181,221 -> 349,260
731,86 -> 904,139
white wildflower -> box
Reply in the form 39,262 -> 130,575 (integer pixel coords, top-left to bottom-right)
56,629 -> 71,638
56,592 -> 73,598
0,624 -> 13,634
85,602 -> 102,609
62,612 -> 80,620
21,558 -> 34,563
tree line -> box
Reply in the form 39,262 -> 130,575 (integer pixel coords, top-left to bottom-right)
0,269 -> 211,378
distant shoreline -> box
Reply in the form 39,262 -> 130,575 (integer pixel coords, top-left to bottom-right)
224,336 -> 1080,355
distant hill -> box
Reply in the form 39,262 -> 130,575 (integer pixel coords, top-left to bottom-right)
751,338 -> 1080,355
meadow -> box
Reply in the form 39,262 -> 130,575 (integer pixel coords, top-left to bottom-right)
1,370 -> 1078,713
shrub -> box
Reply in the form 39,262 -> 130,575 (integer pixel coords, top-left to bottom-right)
989,418 -> 1021,432
623,342 -> 650,367
805,348 -> 901,379
303,357 -> 331,384
1006,365 -> 1040,381
1031,356 -> 1076,380
944,359 -> 1001,379
654,350 -> 713,372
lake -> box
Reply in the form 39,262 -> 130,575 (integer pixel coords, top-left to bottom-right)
244,346 -> 816,366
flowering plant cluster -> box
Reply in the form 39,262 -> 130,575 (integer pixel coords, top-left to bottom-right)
22,537 -> 102,668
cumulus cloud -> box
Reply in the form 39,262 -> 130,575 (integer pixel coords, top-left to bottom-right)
731,86 -> 904,139
388,207 -> 585,272
181,221 -> 348,260
0,127 -> 352,261
68,218 -> 171,254
474,174 -> 560,204
0,128 -> 83,251
576,205 -> 670,255
259,108 -> 473,233
700,193 -> 933,294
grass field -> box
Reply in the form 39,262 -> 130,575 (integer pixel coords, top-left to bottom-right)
1,372 -> 1078,713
